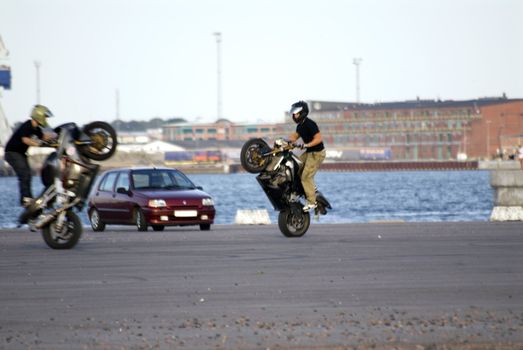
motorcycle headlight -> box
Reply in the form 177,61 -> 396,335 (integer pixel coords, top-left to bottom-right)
202,198 -> 214,206
148,199 -> 167,208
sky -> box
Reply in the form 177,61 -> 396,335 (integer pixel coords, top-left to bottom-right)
0,0 -> 522,127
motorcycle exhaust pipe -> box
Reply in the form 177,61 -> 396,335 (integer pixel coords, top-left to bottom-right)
33,213 -> 58,230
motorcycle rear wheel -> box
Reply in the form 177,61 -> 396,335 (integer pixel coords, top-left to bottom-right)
240,138 -> 271,173
278,204 -> 310,238
79,121 -> 117,161
42,210 -> 82,249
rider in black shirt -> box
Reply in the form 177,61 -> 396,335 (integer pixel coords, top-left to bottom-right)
288,101 -> 326,212
5,105 -> 55,206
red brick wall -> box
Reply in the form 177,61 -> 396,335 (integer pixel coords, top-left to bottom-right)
468,102 -> 523,159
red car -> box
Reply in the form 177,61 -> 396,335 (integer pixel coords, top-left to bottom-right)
87,167 -> 215,231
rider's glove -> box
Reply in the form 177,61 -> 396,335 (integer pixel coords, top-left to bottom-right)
294,143 -> 305,150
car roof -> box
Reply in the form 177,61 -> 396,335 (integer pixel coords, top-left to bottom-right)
101,166 -> 180,175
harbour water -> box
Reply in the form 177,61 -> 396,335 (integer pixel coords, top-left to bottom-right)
0,170 -> 493,228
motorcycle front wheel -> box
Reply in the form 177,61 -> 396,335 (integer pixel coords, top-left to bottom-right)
278,204 -> 310,238
240,138 -> 271,173
42,210 -> 82,249
79,121 -> 117,161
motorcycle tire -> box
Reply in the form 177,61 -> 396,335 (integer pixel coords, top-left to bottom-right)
278,204 -> 310,238
42,210 -> 82,249
240,138 -> 271,173
79,121 -> 118,161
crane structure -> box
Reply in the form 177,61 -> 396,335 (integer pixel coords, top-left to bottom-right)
0,34 -> 12,146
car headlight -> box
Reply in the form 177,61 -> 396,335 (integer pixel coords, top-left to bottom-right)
148,199 -> 167,208
202,198 -> 214,206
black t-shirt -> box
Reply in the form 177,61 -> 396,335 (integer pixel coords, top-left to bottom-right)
5,120 -> 43,154
296,118 -> 324,153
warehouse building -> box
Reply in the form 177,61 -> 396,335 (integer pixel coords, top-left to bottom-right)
162,95 -> 523,160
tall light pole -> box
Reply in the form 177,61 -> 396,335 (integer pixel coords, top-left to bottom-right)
34,60 -> 41,104
115,88 -> 120,121
353,58 -> 362,103
213,32 -> 223,120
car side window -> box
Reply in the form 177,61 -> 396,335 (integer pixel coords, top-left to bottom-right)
100,172 -> 118,192
115,172 -> 130,191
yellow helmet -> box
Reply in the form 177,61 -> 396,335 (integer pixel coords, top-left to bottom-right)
31,104 -> 53,128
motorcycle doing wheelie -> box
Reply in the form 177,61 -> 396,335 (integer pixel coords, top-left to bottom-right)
240,138 -> 332,237
19,121 -> 117,249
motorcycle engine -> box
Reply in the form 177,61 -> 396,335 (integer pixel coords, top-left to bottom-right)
270,165 -> 292,187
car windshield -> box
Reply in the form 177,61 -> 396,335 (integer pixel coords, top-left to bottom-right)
131,169 -> 196,190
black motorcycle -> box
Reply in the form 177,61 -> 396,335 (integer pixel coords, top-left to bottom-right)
240,138 -> 331,237
20,121 -> 117,249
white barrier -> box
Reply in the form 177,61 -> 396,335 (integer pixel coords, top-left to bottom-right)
235,209 -> 271,225
490,170 -> 523,221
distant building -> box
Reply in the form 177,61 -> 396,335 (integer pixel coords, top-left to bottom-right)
163,119 -> 285,142
162,96 -> 523,160
117,140 -> 185,154
300,96 -> 523,160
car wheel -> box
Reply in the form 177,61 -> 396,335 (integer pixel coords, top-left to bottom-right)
89,208 -> 106,232
135,208 -> 147,231
152,225 -> 165,231
200,224 -> 211,231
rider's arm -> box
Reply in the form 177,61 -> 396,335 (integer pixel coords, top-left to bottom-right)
304,131 -> 322,148
21,136 -> 43,147
288,132 -> 300,143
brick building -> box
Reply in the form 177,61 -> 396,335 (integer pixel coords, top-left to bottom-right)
298,96 -> 523,160
162,96 -> 523,160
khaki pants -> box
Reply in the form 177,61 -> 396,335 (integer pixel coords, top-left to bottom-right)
299,149 -> 326,204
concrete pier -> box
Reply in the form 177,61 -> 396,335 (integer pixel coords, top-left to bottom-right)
1,222 -> 522,349
490,169 -> 523,221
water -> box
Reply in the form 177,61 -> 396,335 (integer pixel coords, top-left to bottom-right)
0,171 -> 494,228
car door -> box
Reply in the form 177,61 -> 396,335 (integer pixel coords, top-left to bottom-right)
91,171 -> 118,222
112,171 -> 134,223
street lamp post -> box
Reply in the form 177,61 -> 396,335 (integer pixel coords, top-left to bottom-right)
213,32 -> 223,120
34,60 -> 41,104
353,58 -> 362,103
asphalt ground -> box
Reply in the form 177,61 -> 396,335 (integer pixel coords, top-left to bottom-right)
1,222 -> 522,349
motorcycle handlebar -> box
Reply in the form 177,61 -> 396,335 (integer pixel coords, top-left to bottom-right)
40,140 -> 59,148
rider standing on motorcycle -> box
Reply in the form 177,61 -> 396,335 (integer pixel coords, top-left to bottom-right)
287,100 -> 326,212
4,105 -> 55,207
